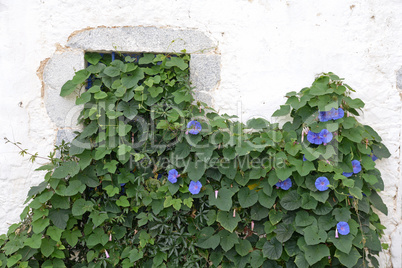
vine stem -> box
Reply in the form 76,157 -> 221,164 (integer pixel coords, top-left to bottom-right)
4,137 -> 51,162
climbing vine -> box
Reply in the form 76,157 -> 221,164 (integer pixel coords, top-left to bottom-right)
0,52 -> 390,268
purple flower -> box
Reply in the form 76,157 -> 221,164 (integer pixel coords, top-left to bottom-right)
280,178 -> 292,190
315,177 -> 330,191
318,111 -> 331,122
337,221 -> 350,235
189,180 -> 202,195
168,169 -> 180,184
352,160 -> 361,174
319,129 -> 333,144
331,108 -> 344,120
307,131 -> 323,145
370,153 -> 378,161
303,155 -> 307,161
187,120 -> 202,135
275,180 -> 282,188
342,172 -> 353,177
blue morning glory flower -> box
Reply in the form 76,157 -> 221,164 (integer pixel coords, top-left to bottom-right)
369,153 -> 378,161
342,172 -> 353,177
319,129 -> 333,144
189,180 -> 202,195
315,177 -> 330,191
187,120 -> 202,135
318,111 -> 331,122
307,131 -> 323,145
352,160 -> 361,173
331,108 -> 344,120
275,180 -> 282,188
280,178 -> 292,190
168,169 -> 180,184
303,155 -> 307,161
337,221 -> 350,235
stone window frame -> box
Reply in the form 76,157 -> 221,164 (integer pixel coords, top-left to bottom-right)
42,26 -> 221,143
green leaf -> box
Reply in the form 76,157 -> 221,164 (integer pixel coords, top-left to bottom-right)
104,66 -> 120,77
258,190 -> 277,209
62,180 -> 86,196
52,162 -> 80,179
103,185 -> 120,197
172,90 -> 192,104
24,233 -> 42,249
209,188 -> 234,211
165,57 -> 188,70
238,188 -> 258,208
148,86 -> 163,98
116,196 -> 130,207
185,161 -> 207,182
122,68 -> 145,88
217,210 -> 241,232
60,80 -> 78,97
303,244 -> 329,266
294,253 -> 309,268
247,118 -> 269,129
94,91 -> 108,99
27,180 -> 48,198
335,247 -> 360,268
196,227 -> 220,250
327,231 -> 353,254
76,91 -> 91,105
303,225 -> 327,245
72,199 -> 93,216
250,250 -> 265,268
41,239 -> 56,257
62,229 -> 82,247
117,101 -> 138,119
272,105 -> 291,117
250,204 -> 269,221
279,190 -> 302,210
72,69 -> 90,84
269,209 -> 283,225
295,211 -> 315,227
349,187 -> 363,200
7,254 -> 22,267
32,218 -> 50,234
332,208 -> 351,222
370,191 -> 388,215
89,211 -> 109,227
310,190 -> 329,203
46,226 -> 63,241
219,230 -> 239,251
274,223 -> 295,243
138,53 -> 155,64
104,160 -> 119,173
129,248 -> 144,262
49,209 -> 69,229
235,239 -> 252,257
372,143 -> 390,159
174,141 -> 191,159
85,52 -> 103,65
262,238 -> 282,260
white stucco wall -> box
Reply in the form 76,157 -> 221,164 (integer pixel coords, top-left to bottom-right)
0,0 -> 401,266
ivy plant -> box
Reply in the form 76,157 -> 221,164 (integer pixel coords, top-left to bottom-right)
0,51 -> 390,268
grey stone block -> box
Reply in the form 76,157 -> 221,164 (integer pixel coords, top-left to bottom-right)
397,66 -> 402,89
43,50 -> 85,90
56,129 -> 78,145
193,91 -> 213,107
67,27 -> 217,54
44,84 -> 83,128
190,54 -> 221,92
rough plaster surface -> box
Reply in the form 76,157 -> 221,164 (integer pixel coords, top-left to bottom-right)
0,0 -> 401,266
